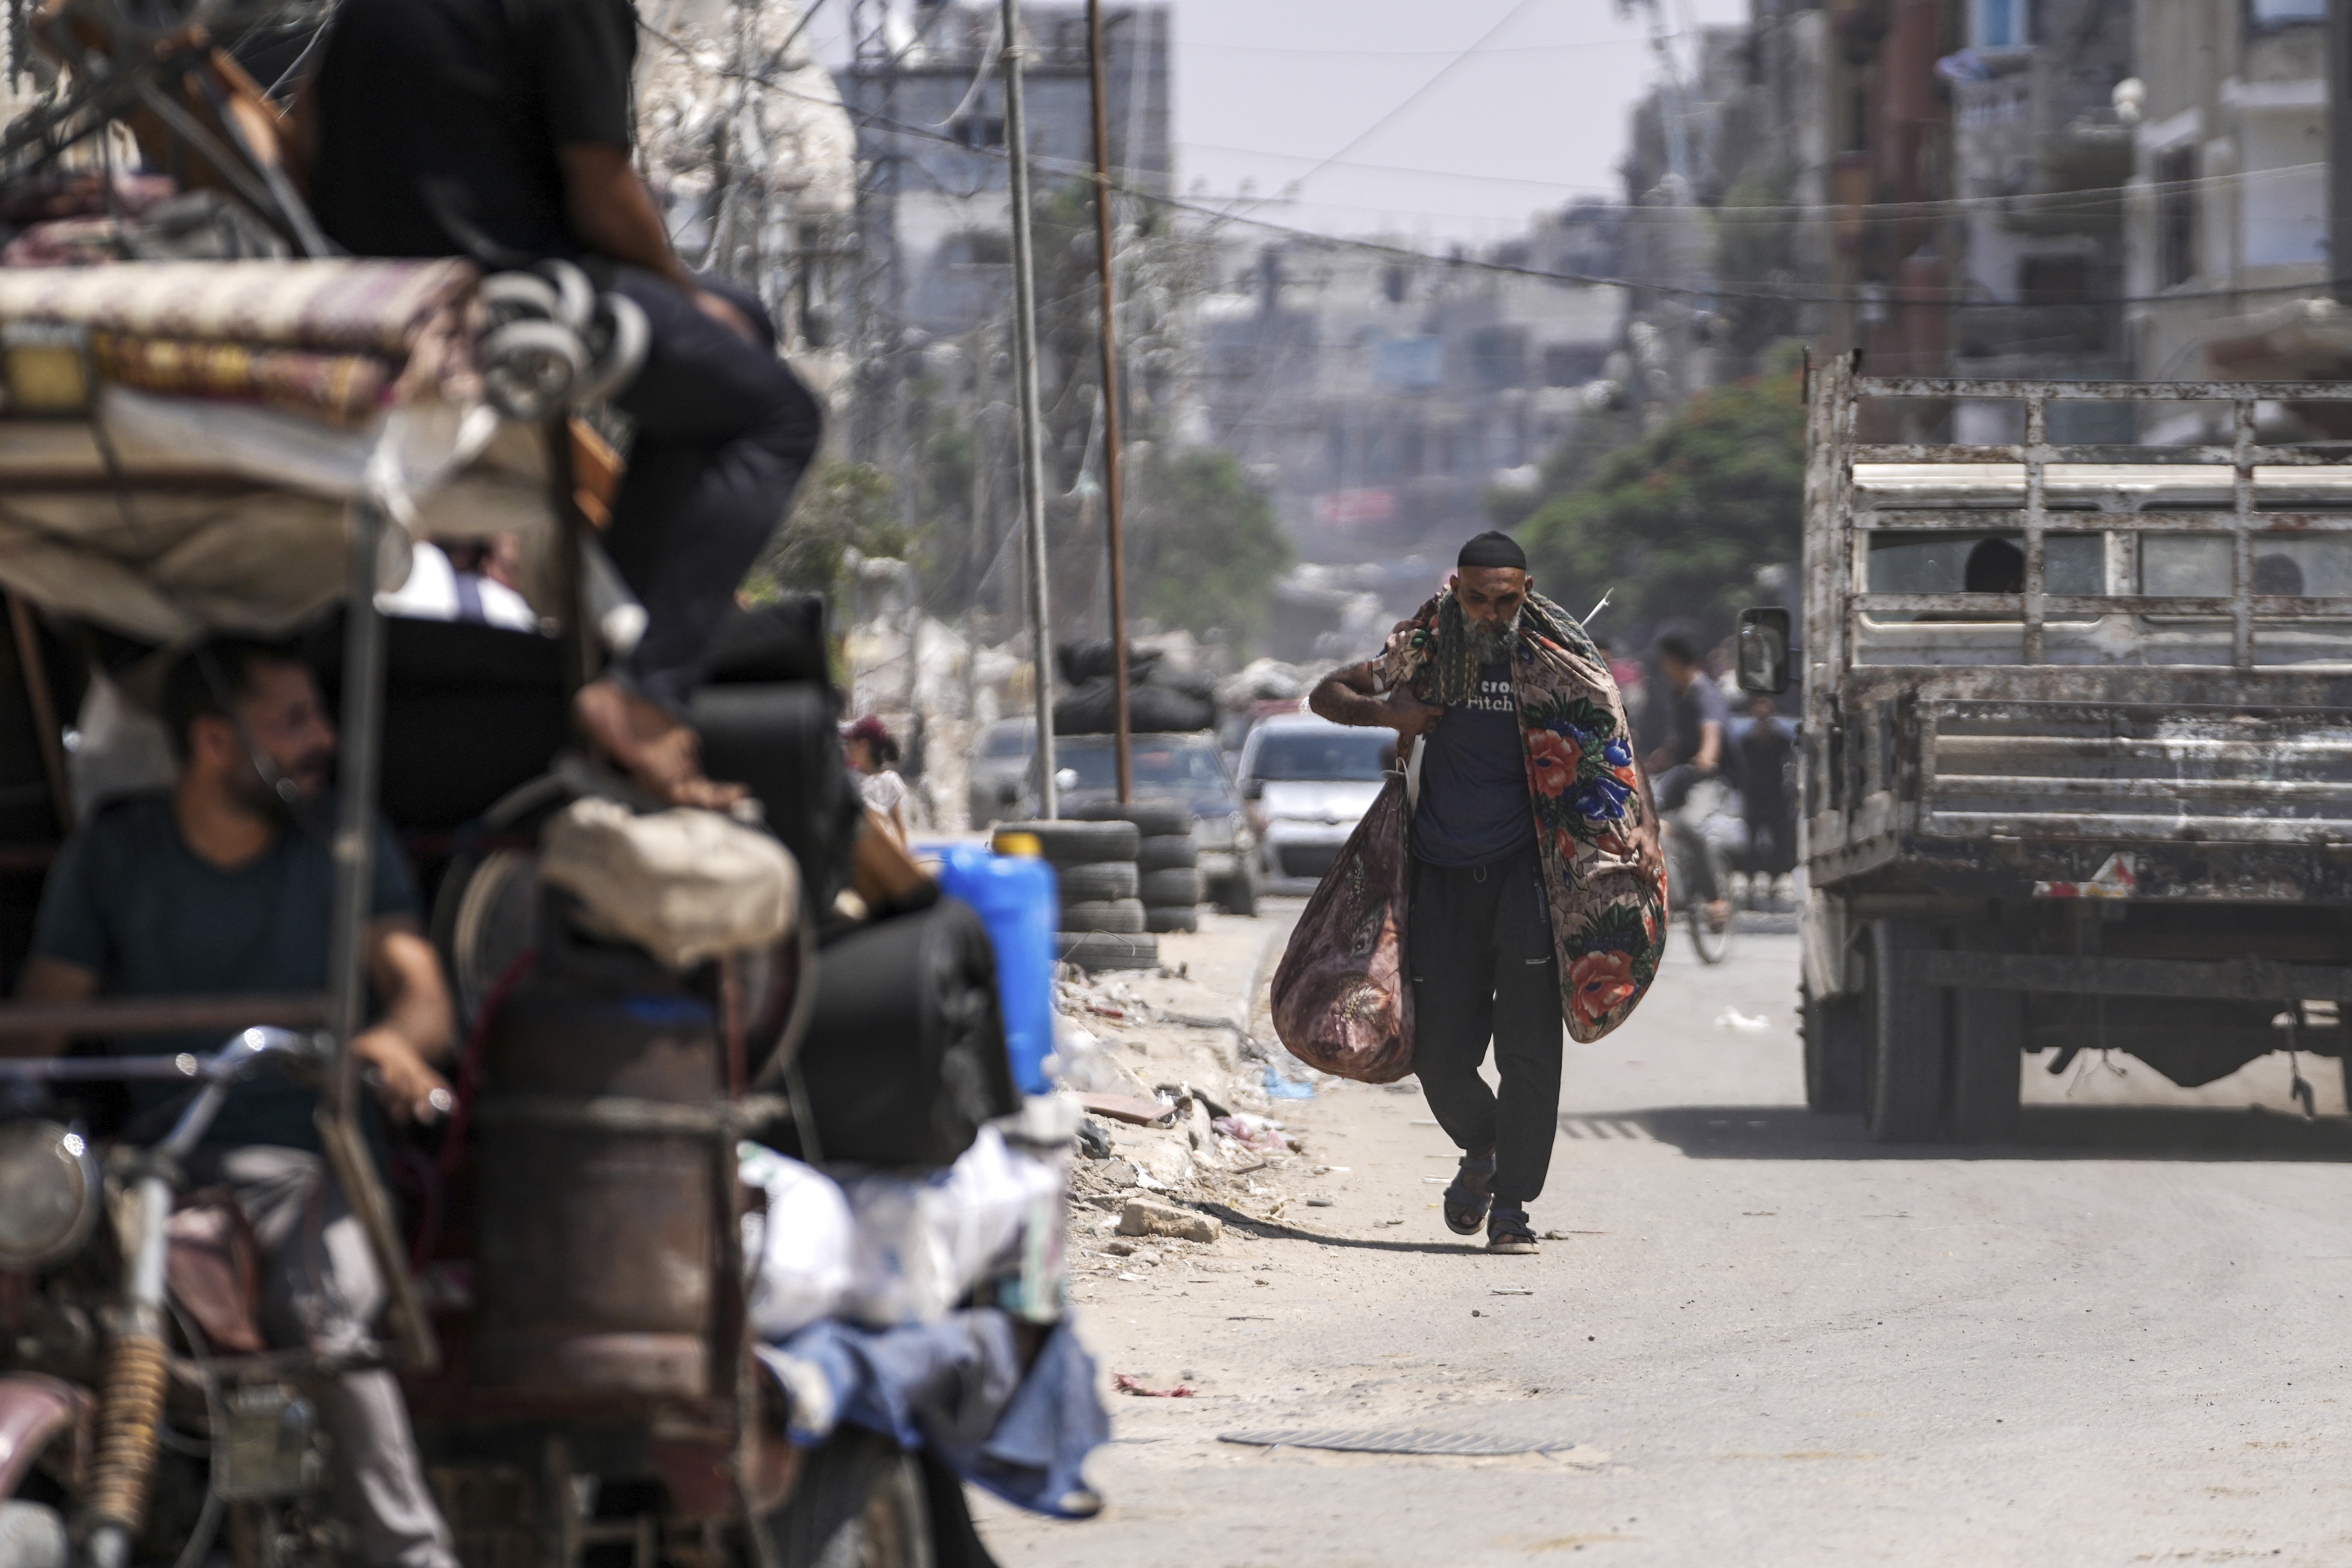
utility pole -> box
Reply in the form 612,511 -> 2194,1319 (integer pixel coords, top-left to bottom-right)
1087,0 -> 1133,803
1001,0 -> 1057,817
2333,0 -> 2351,304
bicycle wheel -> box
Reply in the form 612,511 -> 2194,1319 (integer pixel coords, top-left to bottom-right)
1686,898 -> 1735,965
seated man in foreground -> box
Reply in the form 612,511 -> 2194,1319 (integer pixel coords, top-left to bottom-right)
12,640 -> 459,1568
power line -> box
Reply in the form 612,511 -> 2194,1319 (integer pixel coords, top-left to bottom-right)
1220,0 -> 1548,223
639,21 -> 2348,315
1182,34 -> 1648,60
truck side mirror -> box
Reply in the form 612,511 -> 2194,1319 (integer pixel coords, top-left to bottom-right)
1736,607 -> 1791,695
1243,777 -> 1264,801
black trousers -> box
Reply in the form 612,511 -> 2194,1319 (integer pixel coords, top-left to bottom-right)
1407,844 -> 1563,1207
605,269 -> 825,715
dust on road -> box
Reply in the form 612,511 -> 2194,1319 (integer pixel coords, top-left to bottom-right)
979,914 -> 2352,1568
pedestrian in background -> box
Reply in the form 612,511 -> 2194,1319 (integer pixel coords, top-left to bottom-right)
843,716 -> 910,844
1308,532 -> 1667,1254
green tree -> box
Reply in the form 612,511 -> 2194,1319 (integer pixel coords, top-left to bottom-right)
1516,372 -> 1804,647
743,460 -> 907,603
1125,447 -> 1294,648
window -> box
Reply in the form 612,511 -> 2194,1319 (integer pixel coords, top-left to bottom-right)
2018,256 -> 2089,303
2248,0 -> 2326,26
1057,740 -> 1230,798
1543,343 -> 1606,386
1866,531 -> 2104,621
950,116 -> 1006,150
2156,146 -> 2197,289
2142,536 -> 2352,606
1976,0 -> 2031,47
1249,729 -> 1392,783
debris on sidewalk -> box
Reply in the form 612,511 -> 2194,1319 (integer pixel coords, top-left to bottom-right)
1263,1066 -> 1316,1099
1714,1007 -> 1770,1030
1079,1092 -> 1179,1127
1112,1374 -> 1197,1399
1217,1428 -> 1578,1457
1117,1198 -> 1222,1244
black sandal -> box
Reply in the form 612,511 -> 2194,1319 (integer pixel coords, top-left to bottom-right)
1442,1152 -> 1496,1236
1487,1204 -> 1539,1255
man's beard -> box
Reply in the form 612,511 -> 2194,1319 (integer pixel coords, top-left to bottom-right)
230,748 -> 333,824
1461,607 -> 1523,665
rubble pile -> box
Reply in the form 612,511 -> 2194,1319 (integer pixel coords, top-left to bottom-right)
1044,958 -> 1340,1265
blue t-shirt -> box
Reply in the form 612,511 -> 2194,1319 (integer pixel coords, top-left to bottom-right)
29,794 -> 418,1151
1411,659 -> 1534,868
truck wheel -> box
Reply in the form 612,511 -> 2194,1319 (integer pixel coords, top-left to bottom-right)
1949,982 -> 2022,1142
1799,983 -> 1867,1114
762,1429 -> 936,1568
1866,919 -> 1948,1143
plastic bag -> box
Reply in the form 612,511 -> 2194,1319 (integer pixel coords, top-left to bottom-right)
835,1126 -> 1065,1326
737,1143 -> 854,1340
1269,773 -> 1415,1083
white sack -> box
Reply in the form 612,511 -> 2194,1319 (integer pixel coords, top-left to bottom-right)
737,1142 -> 854,1340
540,797 -> 800,970
834,1126 -> 1064,1326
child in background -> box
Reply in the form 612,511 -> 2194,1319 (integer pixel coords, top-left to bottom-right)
843,715 -> 910,844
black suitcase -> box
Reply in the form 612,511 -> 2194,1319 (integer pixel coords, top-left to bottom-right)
776,897 -> 1019,1168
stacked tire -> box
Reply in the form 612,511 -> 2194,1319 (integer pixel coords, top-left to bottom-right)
995,819 -> 1159,972
1068,801 -> 1204,935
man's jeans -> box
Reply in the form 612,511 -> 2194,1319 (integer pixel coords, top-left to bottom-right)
604,270 -> 825,717
1406,845 -> 1563,1207
191,1149 -> 456,1568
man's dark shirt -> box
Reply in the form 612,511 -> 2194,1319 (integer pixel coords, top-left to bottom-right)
29,795 -> 416,1151
1412,659 -> 1535,868
307,0 -> 639,261
1739,718 -> 1795,824
1663,674 -> 1731,773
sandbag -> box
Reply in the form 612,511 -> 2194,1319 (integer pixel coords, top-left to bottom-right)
779,898 -> 1019,1168
1269,773 -> 1413,1083
1052,677 -> 1213,736
1055,639 -> 1160,686
540,798 -> 800,970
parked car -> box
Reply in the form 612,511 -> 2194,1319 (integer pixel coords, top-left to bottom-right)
1236,711 -> 1393,894
1035,732 -> 1261,914
966,718 -> 1036,827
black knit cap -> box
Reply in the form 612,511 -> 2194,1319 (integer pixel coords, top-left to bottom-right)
1457,530 -> 1528,570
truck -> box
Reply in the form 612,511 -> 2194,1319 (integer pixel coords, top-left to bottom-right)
1740,359 -> 2352,1141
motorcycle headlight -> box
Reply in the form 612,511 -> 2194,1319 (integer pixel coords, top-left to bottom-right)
0,1121 -> 99,1273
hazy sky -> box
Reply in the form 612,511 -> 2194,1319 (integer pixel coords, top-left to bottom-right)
808,0 -> 1749,244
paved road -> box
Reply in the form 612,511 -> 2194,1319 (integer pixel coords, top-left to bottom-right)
976,920 -> 2352,1567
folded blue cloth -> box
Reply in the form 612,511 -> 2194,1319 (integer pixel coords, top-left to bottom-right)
756,1311 -> 1108,1519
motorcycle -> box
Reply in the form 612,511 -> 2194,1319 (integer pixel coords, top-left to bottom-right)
0,1029 -> 346,1568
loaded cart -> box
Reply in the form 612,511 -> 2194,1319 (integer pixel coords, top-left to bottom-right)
0,19 -> 1100,1554
1745,360 -> 2352,1141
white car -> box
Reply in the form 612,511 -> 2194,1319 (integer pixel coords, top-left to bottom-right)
1236,711 -> 1394,894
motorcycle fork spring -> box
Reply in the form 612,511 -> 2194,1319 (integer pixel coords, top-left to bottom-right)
85,1329 -> 171,1536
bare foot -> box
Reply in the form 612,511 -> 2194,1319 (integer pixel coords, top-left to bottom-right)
574,679 -> 748,809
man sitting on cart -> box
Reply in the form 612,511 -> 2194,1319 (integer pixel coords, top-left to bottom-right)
290,0 -> 825,810
11,640 -> 461,1568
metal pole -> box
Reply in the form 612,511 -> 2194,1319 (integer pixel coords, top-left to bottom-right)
2333,0 -> 2352,304
326,504 -> 387,1116
320,502 -> 436,1368
1087,0 -> 1133,804
1002,0 -> 1057,817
